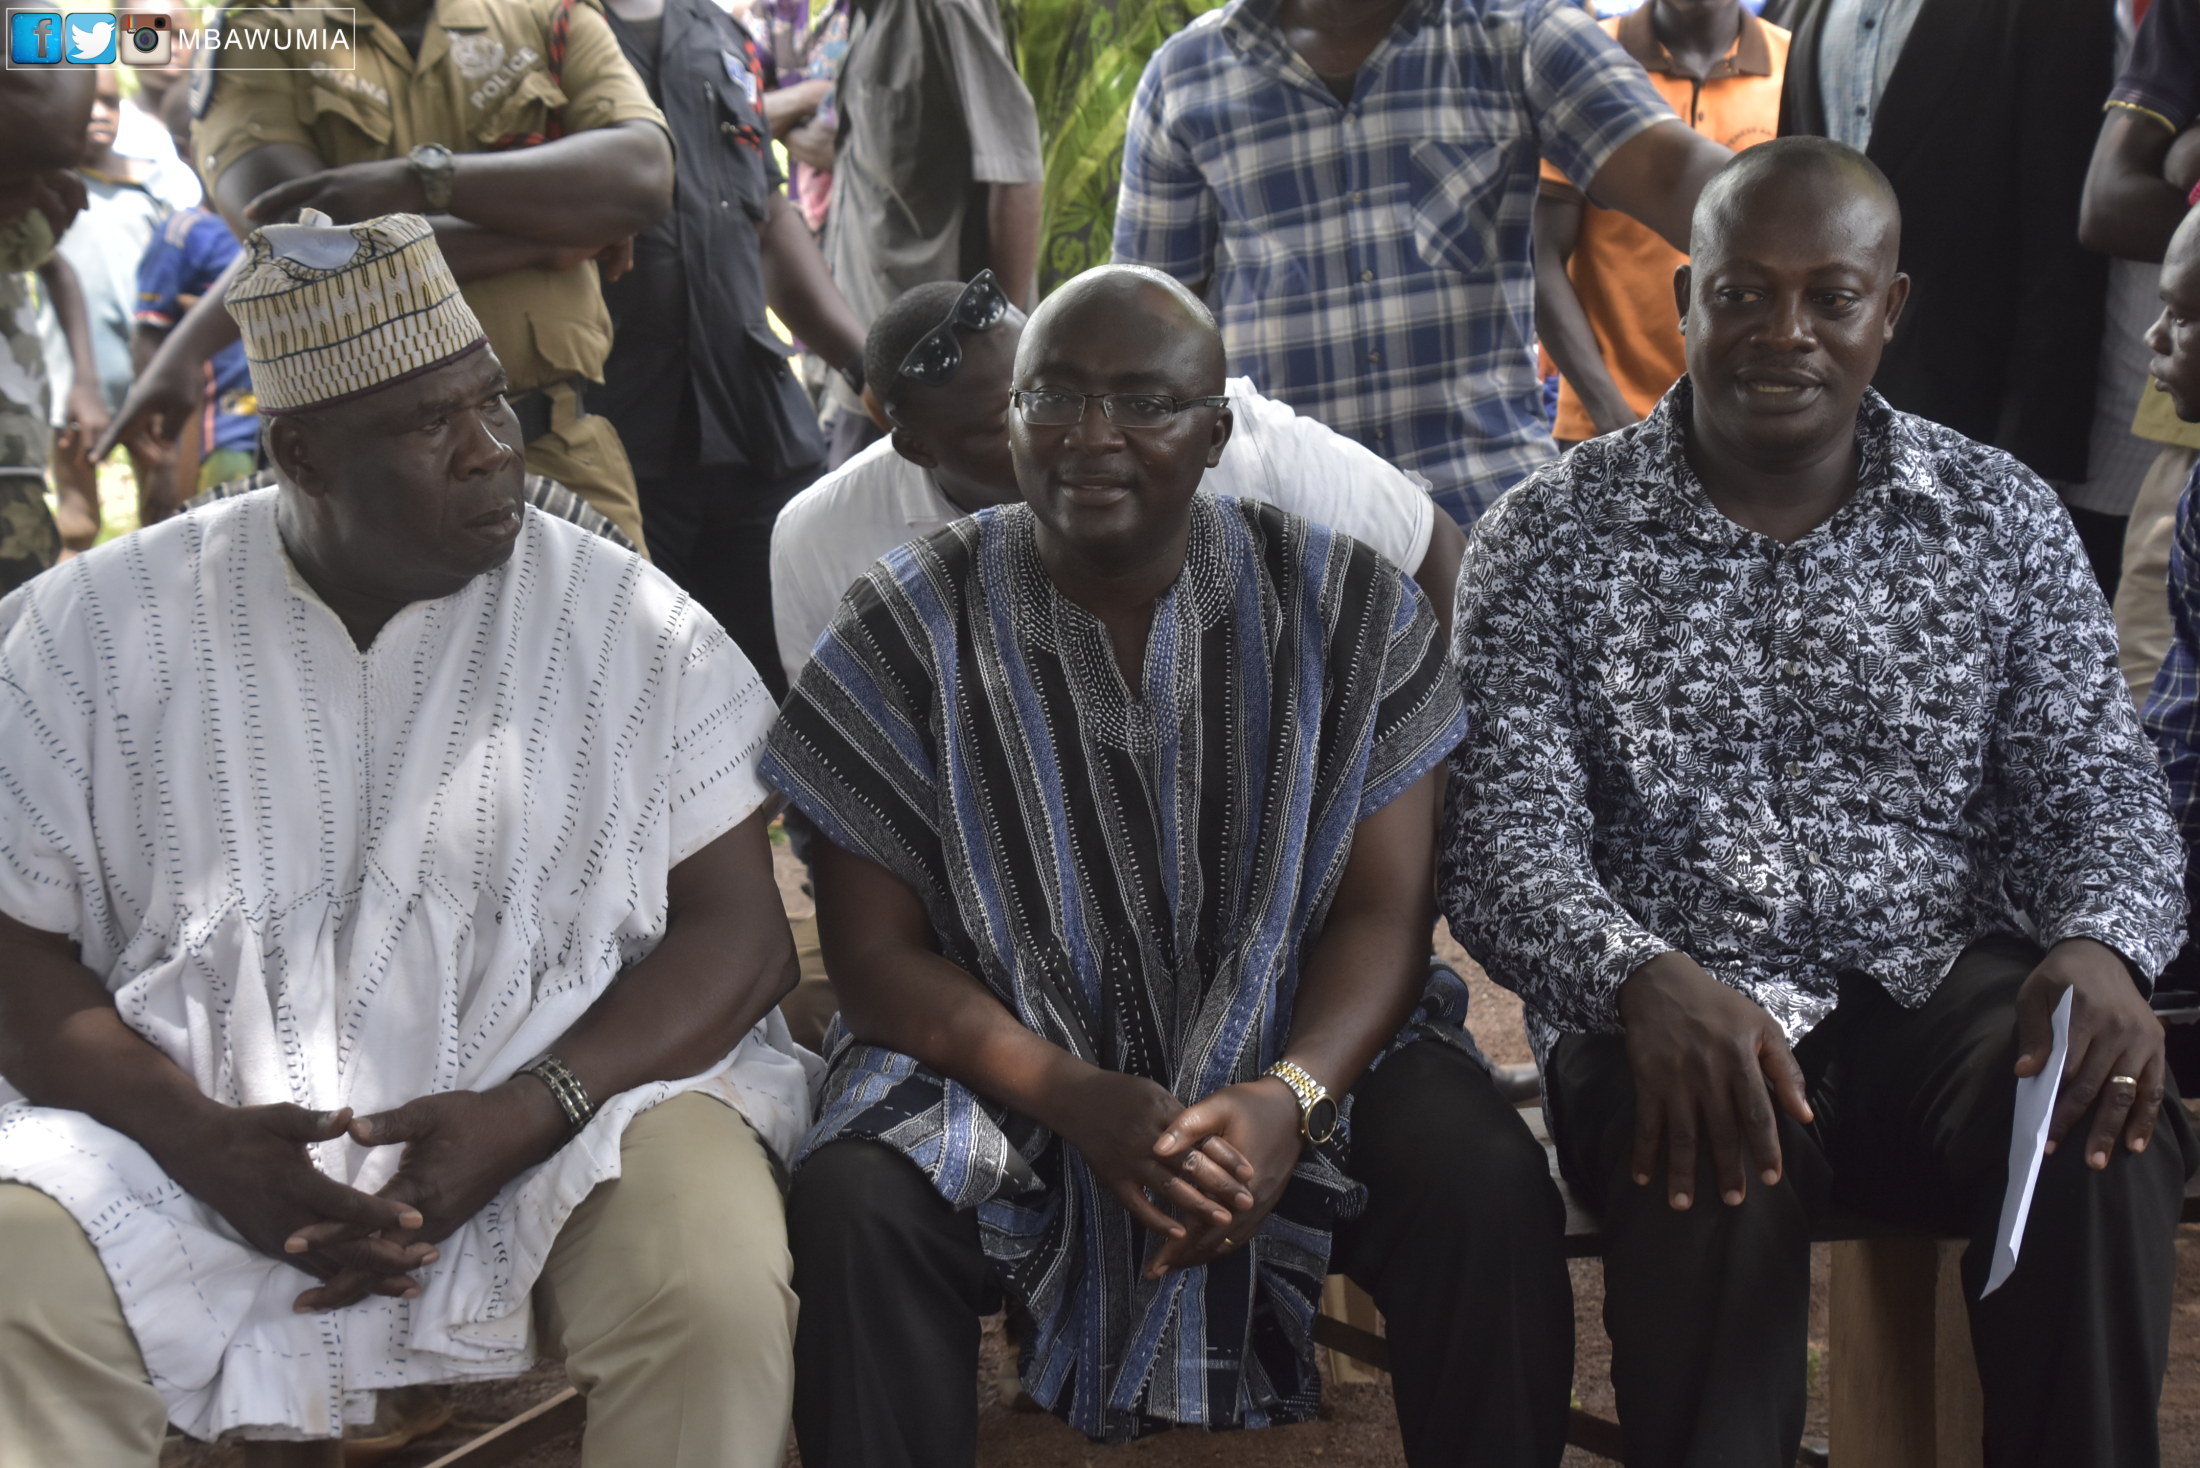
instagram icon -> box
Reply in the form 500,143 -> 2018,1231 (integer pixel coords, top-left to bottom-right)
117,9 -> 169,64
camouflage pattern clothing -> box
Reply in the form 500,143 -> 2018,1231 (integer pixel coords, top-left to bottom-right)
1,213 -> 61,598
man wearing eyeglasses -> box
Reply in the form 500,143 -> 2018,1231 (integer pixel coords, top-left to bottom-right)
764,263 -> 1573,1468
769,267 -> 1467,691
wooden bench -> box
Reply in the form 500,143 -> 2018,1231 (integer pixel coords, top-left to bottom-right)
423,1097 -> 2200,1468
1313,1102 -> 2200,1468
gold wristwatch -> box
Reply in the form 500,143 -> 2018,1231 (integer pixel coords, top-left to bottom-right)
1264,1059 -> 1340,1145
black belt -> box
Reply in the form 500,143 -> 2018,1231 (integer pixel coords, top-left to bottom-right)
508,380 -> 586,444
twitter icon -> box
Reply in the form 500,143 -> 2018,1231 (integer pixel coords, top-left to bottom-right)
65,13 -> 117,62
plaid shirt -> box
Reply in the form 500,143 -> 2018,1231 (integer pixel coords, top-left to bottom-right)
1113,0 -> 1675,524
2145,460 -> 2200,857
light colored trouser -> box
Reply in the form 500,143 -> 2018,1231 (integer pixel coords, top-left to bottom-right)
2115,444 -> 2199,709
0,1093 -> 795,1468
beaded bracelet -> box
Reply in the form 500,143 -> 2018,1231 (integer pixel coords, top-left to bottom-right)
521,1054 -> 596,1133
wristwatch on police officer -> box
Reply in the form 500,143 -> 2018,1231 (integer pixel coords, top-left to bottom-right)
409,143 -> 458,211
1264,1059 -> 1340,1145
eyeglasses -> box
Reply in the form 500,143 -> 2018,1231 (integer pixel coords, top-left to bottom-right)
1010,389 -> 1231,429
896,269 -> 1011,386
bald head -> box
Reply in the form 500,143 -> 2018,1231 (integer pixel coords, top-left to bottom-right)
1690,137 -> 1901,275
1676,137 -> 1911,474
1017,264 -> 1226,392
1007,264 -> 1235,579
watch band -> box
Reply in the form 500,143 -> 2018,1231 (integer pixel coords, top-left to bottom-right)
409,143 -> 457,212
1264,1059 -> 1339,1145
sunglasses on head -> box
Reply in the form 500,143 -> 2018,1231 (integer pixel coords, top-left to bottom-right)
895,270 -> 1011,387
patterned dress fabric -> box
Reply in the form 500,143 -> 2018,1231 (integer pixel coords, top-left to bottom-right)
1439,380 -> 2186,1066
0,487 -> 810,1438
762,494 -> 1466,1440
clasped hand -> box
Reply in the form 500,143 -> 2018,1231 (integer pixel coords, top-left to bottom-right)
1052,1069 -> 1306,1280
164,1081 -> 568,1314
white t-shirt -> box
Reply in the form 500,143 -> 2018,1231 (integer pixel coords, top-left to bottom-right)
772,375 -> 1438,684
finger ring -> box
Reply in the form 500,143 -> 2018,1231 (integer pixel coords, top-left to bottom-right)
1181,1153 -> 1200,1174
2108,1074 -> 2140,1090
1222,1237 -> 1237,1248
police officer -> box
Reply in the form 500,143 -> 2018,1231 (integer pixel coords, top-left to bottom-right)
100,0 -> 671,551
596,0 -> 863,699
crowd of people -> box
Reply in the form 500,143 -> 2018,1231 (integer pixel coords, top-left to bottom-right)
3,0 -> 2200,1465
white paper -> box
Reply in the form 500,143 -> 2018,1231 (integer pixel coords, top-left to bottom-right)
1982,986 -> 2072,1297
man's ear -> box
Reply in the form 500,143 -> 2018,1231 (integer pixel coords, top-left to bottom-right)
265,416 -> 330,498
1881,272 -> 1912,340
890,424 -> 940,471
1205,404 -> 1234,469
861,383 -> 892,433
1672,264 -> 1692,330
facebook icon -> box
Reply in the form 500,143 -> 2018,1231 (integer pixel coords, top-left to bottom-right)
9,11 -> 65,62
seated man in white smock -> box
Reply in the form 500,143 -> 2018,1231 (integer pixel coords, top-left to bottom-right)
0,210 -> 810,1468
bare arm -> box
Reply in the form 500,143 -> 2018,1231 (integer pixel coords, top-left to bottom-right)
986,180 -> 1043,310
1533,190 -> 1639,438
2080,108 -> 2187,263
221,124 -> 673,249
816,838 -> 1113,1132
1412,507 -> 1466,651
98,138 -> 619,463
1584,119 -> 1732,256
0,913 -> 220,1160
91,257 -> 242,461
36,254 -> 109,440
1263,768 -> 1439,1094
37,255 -> 100,402
0,909 -> 431,1285
529,807 -> 798,1106
763,78 -> 831,138
759,192 -> 865,373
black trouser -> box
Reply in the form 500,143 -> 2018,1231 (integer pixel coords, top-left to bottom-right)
2064,504 -> 2128,603
1547,936 -> 2196,1468
636,458 -> 820,703
788,1040 -> 1575,1468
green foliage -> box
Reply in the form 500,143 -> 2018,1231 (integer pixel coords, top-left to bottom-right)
1005,0 -> 1224,295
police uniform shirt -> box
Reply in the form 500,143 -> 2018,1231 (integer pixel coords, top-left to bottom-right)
194,0 -> 670,398
599,0 -> 823,481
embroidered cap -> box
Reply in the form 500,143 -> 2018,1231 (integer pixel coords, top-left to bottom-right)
229,209 -> 487,414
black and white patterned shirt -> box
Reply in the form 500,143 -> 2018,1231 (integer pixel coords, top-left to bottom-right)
1438,381 -> 2185,1062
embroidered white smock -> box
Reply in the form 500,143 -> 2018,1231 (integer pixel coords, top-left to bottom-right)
0,488 -> 812,1439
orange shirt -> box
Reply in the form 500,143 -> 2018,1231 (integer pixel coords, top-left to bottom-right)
1540,7 -> 1789,441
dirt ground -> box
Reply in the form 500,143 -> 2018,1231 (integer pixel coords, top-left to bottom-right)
159,864 -> 2200,1468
